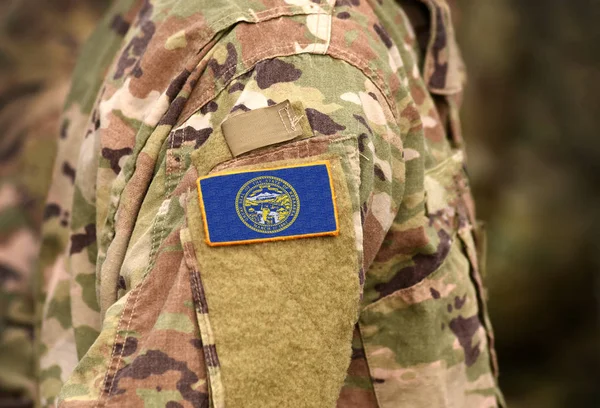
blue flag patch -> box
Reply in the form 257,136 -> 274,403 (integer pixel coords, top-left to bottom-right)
196,161 -> 339,246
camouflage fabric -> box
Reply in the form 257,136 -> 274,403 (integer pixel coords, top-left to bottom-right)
0,2 -> 107,406
35,0 -> 504,407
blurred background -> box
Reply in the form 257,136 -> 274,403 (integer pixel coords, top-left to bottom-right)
1,0 -> 599,407
457,1 -> 600,407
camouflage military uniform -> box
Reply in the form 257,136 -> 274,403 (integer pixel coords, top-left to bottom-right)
36,0 -> 504,407
0,2 -> 106,407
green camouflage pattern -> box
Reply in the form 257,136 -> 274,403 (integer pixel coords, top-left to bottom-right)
0,86 -> 59,406
32,0 -> 503,407
0,2 -> 108,406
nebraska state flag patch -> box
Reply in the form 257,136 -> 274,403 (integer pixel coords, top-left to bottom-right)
196,161 -> 339,246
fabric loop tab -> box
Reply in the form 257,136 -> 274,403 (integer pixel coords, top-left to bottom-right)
221,100 -> 304,156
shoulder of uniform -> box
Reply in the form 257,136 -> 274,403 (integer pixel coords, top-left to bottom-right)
96,0 -> 414,131
174,1 -> 410,126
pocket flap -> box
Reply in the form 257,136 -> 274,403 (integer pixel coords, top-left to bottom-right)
185,140 -> 362,407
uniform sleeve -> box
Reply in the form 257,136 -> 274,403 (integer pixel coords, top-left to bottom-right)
56,53 -> 406,408
179,53 -> 406,407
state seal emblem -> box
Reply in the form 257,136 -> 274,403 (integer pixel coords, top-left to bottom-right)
235,175 -> 300,234
197,161 -> 337,245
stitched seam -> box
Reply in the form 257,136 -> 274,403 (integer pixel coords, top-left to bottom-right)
187,247 -> 211,363
191,264 -> 224,408
182,226 -> 224,405
182,5 -> 333,49
278,107 -> 291,133
284,106 -> 296,131
291,113 -> 303,130
314,10 -> 321,53
100,201 -> 168,406
324,3 -> 333,54
166,132 -> 176,192
107,213 -> 163,399
191,263 -> 215,365
95,303 -> 125,407
166,131 -> 183,194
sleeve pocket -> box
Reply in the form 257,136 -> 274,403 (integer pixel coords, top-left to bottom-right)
183,134 -> 365,408
357,151 -> 504,408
